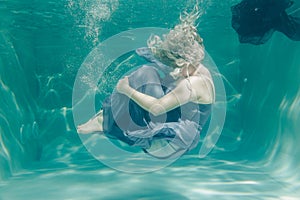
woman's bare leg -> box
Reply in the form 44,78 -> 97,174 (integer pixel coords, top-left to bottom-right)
77,66 -> 163,135
77,110 -> 103,134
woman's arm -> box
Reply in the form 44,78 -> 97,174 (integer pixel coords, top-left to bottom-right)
117,76 -> 192,116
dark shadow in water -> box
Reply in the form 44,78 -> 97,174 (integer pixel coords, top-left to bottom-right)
231,0 -> 300,44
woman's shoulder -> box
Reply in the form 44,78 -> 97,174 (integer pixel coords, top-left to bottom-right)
188,68 -> 215,104
187,75 -> 209,89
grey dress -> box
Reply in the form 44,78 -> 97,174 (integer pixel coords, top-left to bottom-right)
102,47 -> 212,158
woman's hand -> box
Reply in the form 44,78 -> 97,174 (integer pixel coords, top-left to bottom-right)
116,76 -> 132,95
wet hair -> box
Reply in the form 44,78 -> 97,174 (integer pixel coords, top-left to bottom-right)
147,6 -> 205,71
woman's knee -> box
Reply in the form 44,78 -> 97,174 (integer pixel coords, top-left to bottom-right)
133,65 -> 158,78
130,65 -> 160,85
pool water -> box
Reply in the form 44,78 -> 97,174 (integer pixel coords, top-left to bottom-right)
1,0 -> 300,199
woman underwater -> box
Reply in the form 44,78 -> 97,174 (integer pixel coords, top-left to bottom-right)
77,10 -> 215,158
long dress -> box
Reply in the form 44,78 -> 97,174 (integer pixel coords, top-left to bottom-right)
101,47 -> 212,158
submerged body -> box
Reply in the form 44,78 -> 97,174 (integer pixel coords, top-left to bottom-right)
102,49 -> 214,158
77,48 -> 215,158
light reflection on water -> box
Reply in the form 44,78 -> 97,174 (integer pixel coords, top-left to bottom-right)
1,0 -> 300,199
1,155 -> 299,200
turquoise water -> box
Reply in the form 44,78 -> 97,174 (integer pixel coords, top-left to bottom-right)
1,0 -> 300,199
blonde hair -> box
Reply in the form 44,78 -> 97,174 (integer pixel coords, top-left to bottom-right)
147,6 -> 205,73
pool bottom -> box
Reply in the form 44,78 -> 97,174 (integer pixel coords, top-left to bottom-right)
0,155 -> 298,200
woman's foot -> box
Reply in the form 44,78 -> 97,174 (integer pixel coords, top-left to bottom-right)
77,111 -> 103,134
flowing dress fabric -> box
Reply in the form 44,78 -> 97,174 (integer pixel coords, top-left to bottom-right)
231,0 -> 300,45
102,48 -> 212,156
